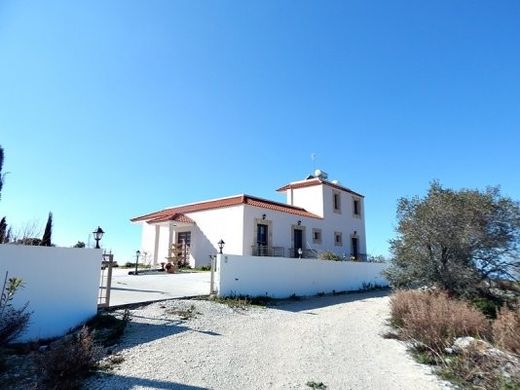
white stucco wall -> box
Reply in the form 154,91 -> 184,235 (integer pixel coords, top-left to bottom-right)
321,185 -> 367,255
187,205 -> 245,267
287,184 -> 324,217
0,245 -> 101,342
139,222 -> 156,261
139,206 -> 247,268
216,254 -> 388,298
243,205 -> 321,257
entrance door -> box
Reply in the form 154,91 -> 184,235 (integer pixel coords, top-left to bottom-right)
351,236 -> 359,260
293,229 -> 303,258
177,232 -> 191,266
257,224 -> 268,255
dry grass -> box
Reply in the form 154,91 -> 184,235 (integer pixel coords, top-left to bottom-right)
390,290 -> 490,352
440,343 -> 520,390
493,306 -> 520,355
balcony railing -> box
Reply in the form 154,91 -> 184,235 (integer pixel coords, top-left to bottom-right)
288,248 -> 318,259
251,245 -> 285,257
250,246 -> 367,261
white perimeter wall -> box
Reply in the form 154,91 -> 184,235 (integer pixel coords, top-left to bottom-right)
216,254 -> 388,298
0,245 -> 101,342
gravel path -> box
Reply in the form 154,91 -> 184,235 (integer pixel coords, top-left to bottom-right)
87,290 -> 448,390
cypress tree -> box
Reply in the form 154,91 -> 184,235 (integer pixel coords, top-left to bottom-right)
0,217 -> 6,243
41,212 -> 53,246
0,145 -> 4,200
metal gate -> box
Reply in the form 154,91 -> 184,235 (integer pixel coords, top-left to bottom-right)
98,252 -> 114,308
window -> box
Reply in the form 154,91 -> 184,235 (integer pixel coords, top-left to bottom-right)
353,198 -> 361,216
334,231 -> 343,246
333,191 -> 341,213
312,228 -> 322,244
257,224 -> 268,246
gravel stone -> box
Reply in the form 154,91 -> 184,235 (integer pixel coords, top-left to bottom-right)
86,291 -> 449,390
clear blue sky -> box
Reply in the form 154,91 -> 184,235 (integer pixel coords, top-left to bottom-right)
1,1 -> 519,261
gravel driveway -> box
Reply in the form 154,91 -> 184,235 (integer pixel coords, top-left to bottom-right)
88,290 -> 448,390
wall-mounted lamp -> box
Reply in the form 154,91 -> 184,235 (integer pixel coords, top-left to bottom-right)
353,230 -> 357,236
93,226 -> 104,249
262,214 -> 266,220
217,239 -> 225,254
297,220 -> 302,226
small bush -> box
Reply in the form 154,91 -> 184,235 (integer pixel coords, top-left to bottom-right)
389,289 -> 417,328
306,381 -> 327,389
440,343 -> 520,390
390,290 -> 490,352
319,251 -> 340,261
213,294 -> 273,309
472,297 -> 501,319
167,305 -> 198,320
87,309 -> 130,347
493,306 -> 520,355
0,304 -> 31,346
36,326 -> 102,389
0,274 -> 31,346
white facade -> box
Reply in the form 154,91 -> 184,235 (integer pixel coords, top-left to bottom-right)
133,174 -> 367,267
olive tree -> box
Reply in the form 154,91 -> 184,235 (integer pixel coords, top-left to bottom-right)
385,181 -> 520,297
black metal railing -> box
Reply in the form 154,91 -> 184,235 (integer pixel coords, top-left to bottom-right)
288,248 -> 318,259
251,245 -> 285,257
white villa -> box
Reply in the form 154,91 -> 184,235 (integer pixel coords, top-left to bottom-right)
131,170 -> 367,267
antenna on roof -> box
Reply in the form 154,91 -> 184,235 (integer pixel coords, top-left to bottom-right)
311,153 -> 317,171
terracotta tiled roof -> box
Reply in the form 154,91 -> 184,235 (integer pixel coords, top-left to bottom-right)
243,196 -> 320,218
276,178 -> 364,198
131,194 -> 321,223
146,213 -> 195,224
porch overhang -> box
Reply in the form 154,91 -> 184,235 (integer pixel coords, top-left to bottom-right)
145,213 -> 195,226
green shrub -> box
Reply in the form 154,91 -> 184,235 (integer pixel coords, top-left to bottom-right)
472,297 -> 501,319
319,251 -> 340,261
0,273 -> 30,347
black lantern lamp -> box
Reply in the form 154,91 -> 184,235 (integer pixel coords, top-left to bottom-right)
93,226 -> 104,249
135,250 -> 141,275
217,239 -> 225,254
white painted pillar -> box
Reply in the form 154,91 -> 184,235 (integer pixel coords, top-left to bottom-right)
153,225 -> 160,265
168,224 -> 177,257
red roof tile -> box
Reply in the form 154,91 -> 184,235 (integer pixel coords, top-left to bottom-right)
276,178 -> 364,197
131,194 -> 321,223
146,213 -> 195,224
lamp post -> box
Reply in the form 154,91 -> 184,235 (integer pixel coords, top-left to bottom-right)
217,239 -> 225,254
134,250 -> 141,275
93,226 -> 104,249
298,247 -> 303,259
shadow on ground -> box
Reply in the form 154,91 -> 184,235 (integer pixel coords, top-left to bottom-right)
116,315 -> 221,350
91,374 -> 208,390
271,288 -> 391,312
110,286 -> 168,294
